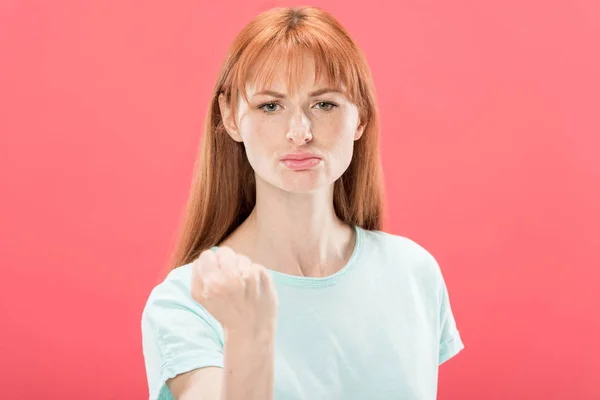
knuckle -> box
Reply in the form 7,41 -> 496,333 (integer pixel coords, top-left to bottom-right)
197,250 -> 216,267
199,248 -> 213,256
254,263 -> 267,275
237,254 -> 252,266
216,246 -> 235,257
199,248 -> 215,259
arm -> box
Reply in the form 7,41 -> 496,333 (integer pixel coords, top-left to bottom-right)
167,330 -> 275,400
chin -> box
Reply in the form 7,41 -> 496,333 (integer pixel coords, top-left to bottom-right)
255,165 -> 344,194
262,173 -> 331,194
282,185 -> 324,194
281,172 -> 343,194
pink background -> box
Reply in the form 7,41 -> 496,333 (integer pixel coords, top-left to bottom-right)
1,0 -> 599,398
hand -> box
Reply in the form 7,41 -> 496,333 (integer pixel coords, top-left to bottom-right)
191,246 -> 278,337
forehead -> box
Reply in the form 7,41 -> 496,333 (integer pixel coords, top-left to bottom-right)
244,49 -> 341,96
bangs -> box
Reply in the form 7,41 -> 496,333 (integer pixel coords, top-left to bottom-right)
230,28 -> 363,107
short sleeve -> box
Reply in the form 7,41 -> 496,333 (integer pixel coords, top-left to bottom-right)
436,263 -> 465,365
141,267 -> 225,400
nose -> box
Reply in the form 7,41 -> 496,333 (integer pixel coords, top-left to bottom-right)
286,111 -> 312,145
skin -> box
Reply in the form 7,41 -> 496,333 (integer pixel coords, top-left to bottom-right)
217,51 -> 365,278
166,51 -> 367,400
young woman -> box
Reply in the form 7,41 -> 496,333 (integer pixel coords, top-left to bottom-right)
142,6 -> 464,400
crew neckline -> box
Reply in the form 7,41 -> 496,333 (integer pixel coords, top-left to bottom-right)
211,224 -> 364,289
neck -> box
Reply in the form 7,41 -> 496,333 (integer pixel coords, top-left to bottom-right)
226,180 -> 355,278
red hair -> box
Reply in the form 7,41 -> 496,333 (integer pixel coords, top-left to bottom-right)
168,6 -> 387,271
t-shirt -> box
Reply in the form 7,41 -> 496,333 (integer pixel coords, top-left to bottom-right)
141,225 -> 465,400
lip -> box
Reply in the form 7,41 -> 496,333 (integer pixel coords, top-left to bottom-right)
280,152 -> 322,161
279,152 -> 322,171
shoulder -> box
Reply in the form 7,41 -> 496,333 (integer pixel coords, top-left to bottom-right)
360,227 -> 439,264
141,262 -> 225,399
359,227 -> 443,287
141,262 -> 219,331
144,262 -> 194,307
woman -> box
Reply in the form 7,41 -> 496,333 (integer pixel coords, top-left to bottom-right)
142,6 -> 464,400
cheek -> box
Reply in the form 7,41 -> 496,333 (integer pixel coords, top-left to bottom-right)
327,119 -> 358,165
239,118 -> 281,165
318,117 -> 356,149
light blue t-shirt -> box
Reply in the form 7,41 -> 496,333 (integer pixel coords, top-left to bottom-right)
141,225 -> 464,400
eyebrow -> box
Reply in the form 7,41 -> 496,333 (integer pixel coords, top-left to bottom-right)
251,88 -> 343,98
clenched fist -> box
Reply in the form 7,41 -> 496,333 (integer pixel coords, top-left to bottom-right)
191,246 -> 278,337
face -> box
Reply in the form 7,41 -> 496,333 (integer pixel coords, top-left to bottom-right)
218,53 -> 365,194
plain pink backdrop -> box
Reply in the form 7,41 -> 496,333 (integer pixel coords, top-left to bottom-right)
1,0 -> 599,399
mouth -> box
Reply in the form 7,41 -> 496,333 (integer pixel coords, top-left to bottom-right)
280,157 -> 322,171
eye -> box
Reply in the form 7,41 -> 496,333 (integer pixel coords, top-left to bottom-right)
315,101 -> 337,112
258,102 -> 281,113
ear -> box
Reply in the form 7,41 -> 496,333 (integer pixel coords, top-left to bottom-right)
354,120 -> 366,141
218,93 -> 243,143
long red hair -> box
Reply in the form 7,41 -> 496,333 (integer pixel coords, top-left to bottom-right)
168,6 -> 387,271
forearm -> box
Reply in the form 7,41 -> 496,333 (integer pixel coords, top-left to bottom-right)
220,330 -> 275,400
